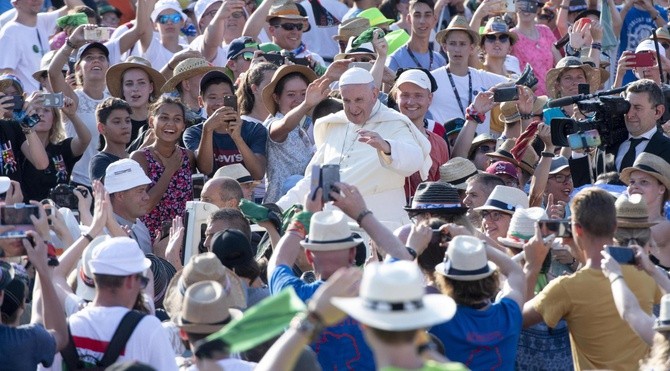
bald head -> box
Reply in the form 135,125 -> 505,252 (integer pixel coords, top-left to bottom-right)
200,177 -> 243,209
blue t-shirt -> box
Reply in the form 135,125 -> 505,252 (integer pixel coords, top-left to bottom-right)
387,45 -> 447,72
0,323 -> 56,369
429,298 -> 522,371
617,5 -> 668,85
269,265 -> 375,370
182,119 -> 267,177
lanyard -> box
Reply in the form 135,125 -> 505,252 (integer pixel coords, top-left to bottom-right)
35,29 -> 44,56
406,47 -> 433,70
446,67 -> 472,117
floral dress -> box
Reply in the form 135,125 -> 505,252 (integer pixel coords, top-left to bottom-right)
140,147 -> 193,241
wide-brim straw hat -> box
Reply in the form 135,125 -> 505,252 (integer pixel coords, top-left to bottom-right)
474,185 -> 529,215
498,96 -> 549,124
174,280 -> 243,334
439,157 -> 479,190
620,152 -> 670,192
333,17 -> 370,41
615,194 -> 657,229
162,58 -> 227,93
332,261 -> 456,330
481,16 -> 517,45
106,56 -> 166,98
436,15 -> 480,45
404,181 -> 468,214
497,207 -> 547,249
546,56 -> 599,99
262,64 -> 317,115
300,210 -> 363,251
486,138 -> 538,175
435,235 -> 497,281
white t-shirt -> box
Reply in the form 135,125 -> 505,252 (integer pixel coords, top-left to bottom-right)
429,66 -> 508,134
298,0 -> 348,61
189,35 -> 227,68
186,358 -> 256,371
47,306 -> 178,371
66,89 -> 110,186
0,11 -> 59,93
141,39 -> 189,71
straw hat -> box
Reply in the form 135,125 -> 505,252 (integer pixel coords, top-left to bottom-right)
174,280 -> 243,334
436,15 -> 480,45
486,138 -> 538,175
497,207 -> 547,248
474,185 -> 529,215
545,56 -> 599,98
334,36 -> 376,61
615,194 -> 657,229
105,56 -> 166,98
262,64 -> 317,115
162,58 -> 226,93
163,252 -> 247,318
435,235 -> 497,281
75,235 -> 111,302
300,210 -> 363,251
266,0 -> 308,22
498,96 -> 549,124
32,50 -> 66,82
480,16 -> 517,45
439,157 -> 479,190
404,182 -> 468,214
358,8 -> 394,27
655,293 -> 670,331
332,261 -> 456,331
385,29 -> 410,55
213,163 -> 253,183
620,152 -> 670,192
468,133 -> 497,158
333,17 -> 370,41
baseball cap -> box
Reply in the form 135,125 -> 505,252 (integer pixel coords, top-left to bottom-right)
150,0 -> 187,23
89,237 -> 151,276
226,36 -> 259,61
211,229 -> 254,271
0,177 -> 11,195
104,159 -> 152,194
194,0 -> 221,24
549,156 -> 570,174
76,42 -> 109,64
486,161 -> 519,180
199,70 -> 234,95
394,69 -> 436,92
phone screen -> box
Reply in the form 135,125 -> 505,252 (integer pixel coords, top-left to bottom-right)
605,246 -> 636,264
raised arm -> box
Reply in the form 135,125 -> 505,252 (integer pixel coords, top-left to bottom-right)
139,0 -> 158,54
201,0 -> 246,62
20,95 -> 50,170
61,96 -> 91,156
452,91 -> 495,158
49,25 -> 89,105
528,123 -> 555,207
242,0 -> 273,38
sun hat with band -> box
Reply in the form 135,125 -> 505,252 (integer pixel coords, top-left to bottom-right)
333,17 -> 370,41
213,163 -> 253,184
163,252 -> 247,318
88,237 -> 151,276
439,157 -> 479,190
615,194 -> 657,229
497,207 -> 547,249
486,138 -> 538,175
545,56 -> 598,98
435,235 -> 497,281
300,210 -> 363,251
468,133 -> 497,158
104,159 -> 152,194
332,261 -> 456,331
480,16 -> 517,46
162,58 -> 226,93
334,37 -> 376,61
76,235 -> 111,301
620,152 -> 670,192
498,96 -> 548,124
404,181 -> 468,215
262,64 -> 317,115
475,185 -> 529,215
266,0 -> 308,24
105,56 -> 166,99
174,280 -> 243,334
436,15 -> 480,45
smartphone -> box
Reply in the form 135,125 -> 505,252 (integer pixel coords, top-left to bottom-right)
320,164 -> 341,202
631,51 -> 656,68
192,174 -> 205,200
493,87 -> 519,102
578,83 -> 590,95
538,219 -> 572,238
431,229 -> 452,245
83,27 -> 113,42
567,129 -> 601,150
575,17 -> 592,29
160,220 -> 172,240
260,53 -> 285,66
605,246 -> 636,264
223,95 -> 237,111
351,62 -> 373,71
8,95 -> 23,111
42,92 -> 64,108
1,204 -> 39,225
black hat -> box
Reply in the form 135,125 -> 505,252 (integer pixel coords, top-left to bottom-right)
211,229 -> 254,271
404,182 -> 468,214
0,261 -> 14,291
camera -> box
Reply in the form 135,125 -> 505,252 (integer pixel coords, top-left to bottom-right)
49,184 -> 79,209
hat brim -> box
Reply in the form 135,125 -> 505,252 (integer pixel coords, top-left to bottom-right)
262,65 -> 317,115
75,268 -> 97,302
333,51 -> 376,61
436,28 -> 480,45
620,167 -> 670,193
403,206 -> 469,214
434,260 -> 497,281
106,63 -> 166,98
162,65 -> 228,93
497,237 -> 525,249
468,139 -> 497,158
175,308 -> 243,333
546,65 -> 598,99
549,164 -> 570,175
617,221 -> 657,228
266,14 -> 308,22
331,294 -> 456,331
474,204 -> 515,215
300,237 -> 363,251
485,152 -> 520,167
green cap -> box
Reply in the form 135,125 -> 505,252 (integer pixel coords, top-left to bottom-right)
56,13 -> 88,29
259,42 -> 282,53
385,29 -> 410,55
357,8 -> 394,28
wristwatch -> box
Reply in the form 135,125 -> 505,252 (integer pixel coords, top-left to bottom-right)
406,247 -> 417,259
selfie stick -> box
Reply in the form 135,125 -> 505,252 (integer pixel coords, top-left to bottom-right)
651,29 -> 667,84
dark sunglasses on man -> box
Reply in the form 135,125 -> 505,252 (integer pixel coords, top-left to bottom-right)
275,22 -> 305,31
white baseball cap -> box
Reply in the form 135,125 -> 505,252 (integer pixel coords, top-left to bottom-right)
194,0 -> 222,24
151,0 -> 187,23
636,39 -> 666,56
339,67 -> 374,86
394,69 -> 432,91
89,237 -> 151,276
104,159 -> 152,194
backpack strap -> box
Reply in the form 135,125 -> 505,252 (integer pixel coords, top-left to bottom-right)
98,310 -> 146,367
60,323 -> 83,371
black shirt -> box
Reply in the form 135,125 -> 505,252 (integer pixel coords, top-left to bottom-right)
21,138 -> 80,202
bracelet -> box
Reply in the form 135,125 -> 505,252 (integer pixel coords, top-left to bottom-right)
465,105 -> 485,124
290,311 -> 324,342
541,151 -> 554,158
609,274 -> 624,284
519,113 -> 533,120
65,39 -> 77,49
356,209 -> 373,225
591,42 -> 602,51
81,232 -> 94,242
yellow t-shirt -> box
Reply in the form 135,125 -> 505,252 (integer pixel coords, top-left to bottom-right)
533,265 -> 661,371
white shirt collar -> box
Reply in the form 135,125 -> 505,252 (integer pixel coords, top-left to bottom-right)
629,126 -> 657,140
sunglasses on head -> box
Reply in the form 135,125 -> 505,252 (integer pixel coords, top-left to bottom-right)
484,34 -> 510,43
157,13 -> 182,24
275,22 -> 305,31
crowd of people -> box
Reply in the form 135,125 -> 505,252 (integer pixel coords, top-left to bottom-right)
2,0 -> 670,369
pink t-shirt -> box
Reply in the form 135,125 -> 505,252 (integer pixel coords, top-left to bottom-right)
511,24 -> 557,96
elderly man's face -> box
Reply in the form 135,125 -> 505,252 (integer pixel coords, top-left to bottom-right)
340,83 -> 379,125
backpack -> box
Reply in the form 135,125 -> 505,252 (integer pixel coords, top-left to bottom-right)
61,310 -> 146,370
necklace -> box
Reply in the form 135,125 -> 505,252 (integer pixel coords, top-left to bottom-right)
338,123 -> 363,165
446,67 -> 472,117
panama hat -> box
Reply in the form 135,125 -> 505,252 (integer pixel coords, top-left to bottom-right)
436,15 -> 480,45
439,157 -> 479,190
358,8 -> 394,27
497,207 -> 547,248
300,210 -> 363,251
163,252 -> 247,318
332,261 -> 456,331
546,56 -> 598,98
480,16 -> 517,45
655,293 -> 670,331
174,280 -> 243,334
615,194 -> 657,229
475,185 -> 529,215
262,64 -> 317,115
486,138 -> 538,175
468,133 -> 497,158
213,163 -> 253,184
334,36 -> 376,61
405,182 -> 468,214
620,152 -> 670,192
75,235 -> 111,302
498,96 -> 548,124
266,0 -> 308,22
105,56 -> 166,98
435,235 -> 497,281
162,58 -> 227,93
333,17 -> 370,41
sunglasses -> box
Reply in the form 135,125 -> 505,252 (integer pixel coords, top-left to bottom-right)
157,13 -> 182,24
275,22 -> 305,31
477,144 -> 495,153
484,34 -> 510,43
236,51 -> 254,61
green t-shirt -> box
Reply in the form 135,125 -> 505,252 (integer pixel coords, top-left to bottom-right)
380,360 -> 469,371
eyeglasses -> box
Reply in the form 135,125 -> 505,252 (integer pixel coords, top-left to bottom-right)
408,212 -> 426,224
548,174 -> 573,184
202,9 -> 218,19
477,144 -> 495,153
157,13 -> 182,24
481,210 -> 506,221
135,274 -> 149,289
274,22 -> 305,31
484,34 -> 510,43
